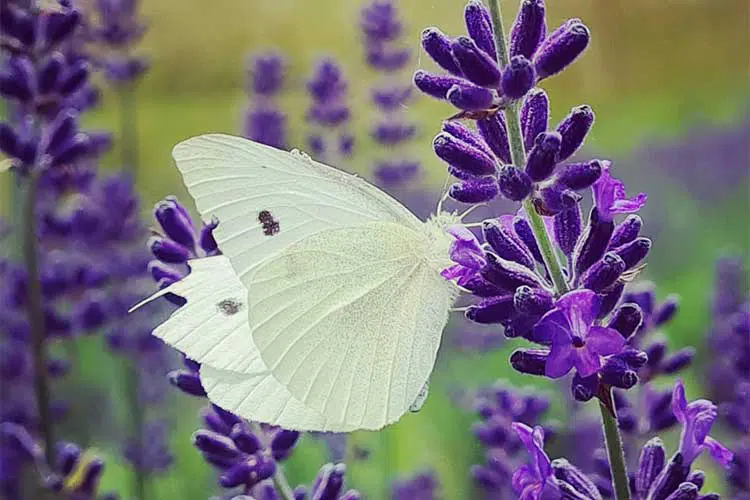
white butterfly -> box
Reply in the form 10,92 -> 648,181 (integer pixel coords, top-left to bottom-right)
134,134 -> 461,432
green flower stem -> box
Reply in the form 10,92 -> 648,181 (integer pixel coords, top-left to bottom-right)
22,173 -> 54,466
486,0 -> 569,295
599,392 -> 632,500
486,2 -> 629,499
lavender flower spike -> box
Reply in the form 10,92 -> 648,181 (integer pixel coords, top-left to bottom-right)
672,379 -> 734,468
592,162 -> 647,222
533,289 -> 625,378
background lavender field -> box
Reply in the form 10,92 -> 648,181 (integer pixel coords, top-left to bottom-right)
1,0 -> 748,499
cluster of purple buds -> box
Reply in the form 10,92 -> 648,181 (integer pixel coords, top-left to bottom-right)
86,0 -> 149,84
306,58 -> 354,161
243,52 -> 288,149
0,2 -> 94,177
148,196 -> 219,305
193,405 -> 299,492
415,0 -> 588,116
360,0 -> 420,186
0,423 -> 115,499
625,380 -> 732,500
470,384 -> 550,496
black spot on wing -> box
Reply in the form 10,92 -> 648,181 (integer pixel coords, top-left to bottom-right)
217,298 -> 243,316
258,210 -> 280,236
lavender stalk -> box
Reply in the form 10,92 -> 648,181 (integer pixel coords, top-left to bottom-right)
485,1 -> 627,498
21,172 -> 53,467
486,0 -> 568,295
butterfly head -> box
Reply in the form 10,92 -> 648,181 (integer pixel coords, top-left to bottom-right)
423,211 -> 463,274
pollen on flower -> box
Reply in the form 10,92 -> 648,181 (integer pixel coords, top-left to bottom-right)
217,298 -> 243,316
258,210 -> 280,236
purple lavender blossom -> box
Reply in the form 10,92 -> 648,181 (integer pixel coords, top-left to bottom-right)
391,470 -> 438,500
306,57 -> 353,162
243,52 -> 288,150
360,0 -> 420,187
415,0 -> 589,116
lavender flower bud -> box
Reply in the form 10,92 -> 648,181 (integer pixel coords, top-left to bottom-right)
441,120 -> 494,156
312,463 -> 347,499
420,28 -> 463,76
509,0 -> 546,59
598,282 -> 625,320
513,285 -> 553,316
524,131 -> 561,181
556,105 -> 595,162
554,203 -> 582,257
482,219 -> 535,269
571,372 -> 598,401
607,303 -> 643,339
512,216 -> 543,263
168,370 -> 206,397
510,348 -> 548,375
664,483 -> 699,500
534,185 -> 580,216
552,459 -> 603,500
501,55 -> 535,99
497,165 -> 532,201
148,236 -> 190,264
534,19 -> 590,80
228,423 -> 261,455
652,296 -> 679,327
600,357 -> 638,389
193,430 -> 240,459
574,207 -> 615,277
43,10 -> 80,48
661,348 -> 695,374
613,237 -> 651,270
199,217 -> 219,254
447,83 -> 495,111
520,88 -> 549,151
220,458 -> 276,488
271,430 -> 300,460
461,274 -> 507,298
38,53 -> 65,95
154,199 -> 196,249
555,159 -> 603,190
472,420 -> 509,448
477,114 -> 511,163
466,295 -> 516,324
59,61 -> 89,96
0,57 -> 34,102
581,252 -> 626,292
686,470 -> 705,490
433,132 -> 497,177
449,179 -> 499,203
481,253 -> 541,290
451,36 -> 502,87
636,438 -> 667,497
650,453 -> 690,500
49,134 -> 89,168
77,457 -> 104,495
608,215 -> 642,249
413,70 -> 464,99
464,0 -> 496,60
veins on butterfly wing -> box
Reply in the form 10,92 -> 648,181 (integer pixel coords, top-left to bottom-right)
217,298 -> 243,316
258,209 -> 280,236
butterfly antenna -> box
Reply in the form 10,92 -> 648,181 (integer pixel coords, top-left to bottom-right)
458,203 -> 488,221
436,176 -> 451,215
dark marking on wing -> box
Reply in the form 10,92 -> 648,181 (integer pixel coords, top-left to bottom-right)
258,210 -> 280,236
217,298 -> 243,316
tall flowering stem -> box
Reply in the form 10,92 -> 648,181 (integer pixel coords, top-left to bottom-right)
485,1 -> 626,498
487,0 -> 568,296
21,172 -> 54,467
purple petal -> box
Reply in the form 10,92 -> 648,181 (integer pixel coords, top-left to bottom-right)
554,289 -> 599,336
512,463 -> 535,492
546,341 -> 575,378
586,326 -> 625,356
533,309 -> 569,344
572,346 -> 602,377
446,225 -> 486,269
703,436 -> 733,468
592,163 -> 647,221
672,379 -> 688,424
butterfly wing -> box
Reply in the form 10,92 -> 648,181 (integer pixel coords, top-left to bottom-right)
246,222 -> 458,430
133,255 -> 354,430
171,134 -> 422,280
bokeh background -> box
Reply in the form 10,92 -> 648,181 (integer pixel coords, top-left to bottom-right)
1,0 -> 749,498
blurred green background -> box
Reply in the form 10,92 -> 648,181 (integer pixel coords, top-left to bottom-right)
3,0 -> 750,498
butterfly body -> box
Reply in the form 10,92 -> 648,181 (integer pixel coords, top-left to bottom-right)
134,134 -> 460,431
